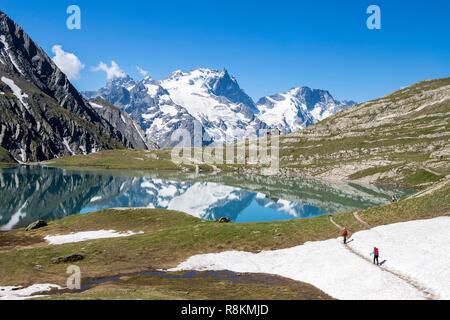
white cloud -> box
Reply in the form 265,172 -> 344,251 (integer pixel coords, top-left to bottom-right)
136,66 -> 149,77
51,45 -> 85,80
92,61 -> 126,81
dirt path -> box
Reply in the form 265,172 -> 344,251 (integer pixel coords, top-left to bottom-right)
328,216 -> 343,230
408,176 -> 449,199
353,212 -> 370,228
328,215 -> 438,300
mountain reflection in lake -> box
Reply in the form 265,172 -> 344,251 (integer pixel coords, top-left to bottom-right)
0,166 -> 412,230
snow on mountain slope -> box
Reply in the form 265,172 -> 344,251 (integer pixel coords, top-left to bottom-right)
171,216 -> 450,300
127,76 -> 199,148
160,68 -> 265,143
84,68 -> 355,146
85,69 -> 267,146
257,87 -> 355,134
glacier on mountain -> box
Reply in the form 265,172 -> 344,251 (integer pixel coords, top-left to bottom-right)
84,68 -> 355,146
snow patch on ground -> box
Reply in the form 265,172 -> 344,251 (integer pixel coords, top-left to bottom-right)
44,230 -> 144,245
0,284 -> 62,300
170,217 -> 450,300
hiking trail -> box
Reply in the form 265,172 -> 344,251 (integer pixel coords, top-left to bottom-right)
328,216 -> 438,300
353,212 -> 370,228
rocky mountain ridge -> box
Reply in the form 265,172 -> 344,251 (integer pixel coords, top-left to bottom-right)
0,11 -> 155,162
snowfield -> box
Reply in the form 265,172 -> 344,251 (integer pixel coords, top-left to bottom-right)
44,230 -> 144,245
170,217 -> 450,300
0,284 -> 62,300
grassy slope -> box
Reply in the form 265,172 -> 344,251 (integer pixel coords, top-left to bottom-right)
46,271 -> 332,300
0,146 -> 15,165
277,78 -> 450,187
0,182 -> 448,299
46,149 -> 215,172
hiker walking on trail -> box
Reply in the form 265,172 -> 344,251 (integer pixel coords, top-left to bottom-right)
371,247 -> 380,265
341,228 -> 350,244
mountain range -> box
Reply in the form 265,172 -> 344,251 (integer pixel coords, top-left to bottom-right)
0,10 -> 354,162
84,69 -> 355,147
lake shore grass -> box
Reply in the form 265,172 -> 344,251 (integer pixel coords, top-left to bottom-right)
0,146 -> 16,166
45,147 -> 449,189
44,149 -> 219,173
0,180 -> 448,299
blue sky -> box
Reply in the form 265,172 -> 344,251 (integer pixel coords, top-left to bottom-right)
1,0 -> 449,102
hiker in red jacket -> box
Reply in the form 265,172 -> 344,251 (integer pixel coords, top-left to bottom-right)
372,247 -> 380,265
341,228 -> 350,244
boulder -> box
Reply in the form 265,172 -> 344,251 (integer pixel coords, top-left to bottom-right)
218,217 -> 231,223
52,254 -> 84,264
25,220 -> 48,231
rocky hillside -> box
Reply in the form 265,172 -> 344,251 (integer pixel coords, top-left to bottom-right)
88,98 -> 157,150
277,78 -> 450,187
0,11 -> 154,162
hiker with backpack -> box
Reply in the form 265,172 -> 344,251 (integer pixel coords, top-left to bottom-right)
371,247 -> 380,265
341,228 -> 350,244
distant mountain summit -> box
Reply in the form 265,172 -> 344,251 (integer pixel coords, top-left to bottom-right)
159,68 -> 265,144
85,68 -> 354,146
84,75 -> 136,108
85,68 -> 266,147
0,10 -> 155,162
257,87 -> 355,134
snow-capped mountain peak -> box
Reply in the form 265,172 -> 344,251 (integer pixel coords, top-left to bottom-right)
257,86 -> 355,134
138,75 -> 163,97
158,68 -> 265,143
83,74 -> 136,108
108,74 -> 136,91
162,68 -> 256,109
83,68 -> 355,146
